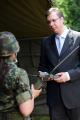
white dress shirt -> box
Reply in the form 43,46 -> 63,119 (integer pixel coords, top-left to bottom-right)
55,27 -> 69,55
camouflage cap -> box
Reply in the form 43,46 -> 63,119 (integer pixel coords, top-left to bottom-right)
0,31 -> 20,56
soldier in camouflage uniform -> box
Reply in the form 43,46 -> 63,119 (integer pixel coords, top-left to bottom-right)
0,31 -> 41,120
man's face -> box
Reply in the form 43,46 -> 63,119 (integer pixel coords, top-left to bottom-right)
47,12 -> 64,35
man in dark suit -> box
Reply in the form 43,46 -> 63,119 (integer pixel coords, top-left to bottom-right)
38,7 -> 80,120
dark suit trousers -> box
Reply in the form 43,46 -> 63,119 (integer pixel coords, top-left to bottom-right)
48,101 -> 80,120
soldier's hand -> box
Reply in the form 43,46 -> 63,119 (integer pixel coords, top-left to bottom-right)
31,84 -> 42,99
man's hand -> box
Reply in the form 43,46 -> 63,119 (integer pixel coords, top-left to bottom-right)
50,72 -> 70,83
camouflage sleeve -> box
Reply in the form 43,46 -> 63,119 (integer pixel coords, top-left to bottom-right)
15,69 -> 32,104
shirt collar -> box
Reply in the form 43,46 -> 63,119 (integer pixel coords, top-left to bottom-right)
61,27 -> 69,39
56,26 -> 69,39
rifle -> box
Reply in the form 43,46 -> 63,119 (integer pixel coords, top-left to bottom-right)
29,45 -> 80,89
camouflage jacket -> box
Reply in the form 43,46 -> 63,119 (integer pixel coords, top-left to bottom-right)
0,59 -> 32,119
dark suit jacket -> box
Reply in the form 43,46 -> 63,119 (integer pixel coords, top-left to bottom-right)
38,29 -> 80,109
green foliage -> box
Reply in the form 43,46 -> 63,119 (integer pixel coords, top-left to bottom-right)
51,0 -> 80,31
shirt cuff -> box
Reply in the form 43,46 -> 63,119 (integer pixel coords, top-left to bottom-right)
65,72 -> 70,81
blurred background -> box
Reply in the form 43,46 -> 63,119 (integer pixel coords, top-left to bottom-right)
0,0 -> 80,119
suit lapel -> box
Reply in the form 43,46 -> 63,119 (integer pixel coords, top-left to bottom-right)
50,34 -> 59,56
48,34 -> 59,66
60,29 -> 74,57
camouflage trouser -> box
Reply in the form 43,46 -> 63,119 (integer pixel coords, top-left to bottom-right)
0,112 -> 31,120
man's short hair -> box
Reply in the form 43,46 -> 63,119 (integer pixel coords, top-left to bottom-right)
45,7 -> 64,18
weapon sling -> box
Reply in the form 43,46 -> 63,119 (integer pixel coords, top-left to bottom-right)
50,45 -> 80,74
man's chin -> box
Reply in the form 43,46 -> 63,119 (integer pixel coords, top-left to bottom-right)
51,29 -> 57,33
